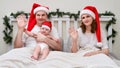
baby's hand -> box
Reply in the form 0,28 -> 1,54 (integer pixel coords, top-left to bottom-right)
36,33 -> 46,42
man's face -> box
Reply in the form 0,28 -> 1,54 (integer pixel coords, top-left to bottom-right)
35,10 -> 48,26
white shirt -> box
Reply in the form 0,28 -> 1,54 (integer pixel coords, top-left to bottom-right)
77,28 -> 108,50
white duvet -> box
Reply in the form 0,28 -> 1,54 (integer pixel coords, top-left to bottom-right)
0,47 -> 119,68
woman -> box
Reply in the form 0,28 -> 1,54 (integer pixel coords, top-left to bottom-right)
69,6 -> 109,56
14,3 -> 62,51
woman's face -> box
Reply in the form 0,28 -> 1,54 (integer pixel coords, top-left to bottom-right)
81,14 -> 94,27
35,11 -> 48,26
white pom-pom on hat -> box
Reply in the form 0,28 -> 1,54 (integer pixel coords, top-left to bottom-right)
96,42 -> 103,47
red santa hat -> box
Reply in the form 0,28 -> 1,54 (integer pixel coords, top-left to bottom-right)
41,21 -> 52,31
27,3 -> 49,31
80,6 -> 102,47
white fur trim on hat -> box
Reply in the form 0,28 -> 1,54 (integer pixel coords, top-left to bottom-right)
34,6 -> 49,14
80,9 -> 95,19
41,25 -> 50,30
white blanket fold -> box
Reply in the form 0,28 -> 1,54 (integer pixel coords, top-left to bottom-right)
0,47 -> 119,68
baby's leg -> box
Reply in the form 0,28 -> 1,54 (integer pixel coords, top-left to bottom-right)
31,45 -> 41,60
39,47 -> 49,60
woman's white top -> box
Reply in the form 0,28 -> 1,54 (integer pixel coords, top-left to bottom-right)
76,27 -> 108,51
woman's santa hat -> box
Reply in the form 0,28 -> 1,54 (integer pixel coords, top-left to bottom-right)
80,6 -> 102,47
27,3 -> 49,31
41,21 -> 52,31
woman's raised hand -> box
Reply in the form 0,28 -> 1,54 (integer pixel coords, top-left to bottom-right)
16,14 -> 28,30
69,27 -> 78,40
68,26 -> 75,34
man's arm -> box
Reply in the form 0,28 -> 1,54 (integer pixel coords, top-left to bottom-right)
44,37 -> 62,51
14,29 -> 24,48
36,33 -> 62,51
14,14 -> 27,48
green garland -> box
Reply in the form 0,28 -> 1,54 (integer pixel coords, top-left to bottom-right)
48,9 -> 80,20
3,16 -> 13,44
10,11 -> 29,18
3,9 -> 117,44
99,11 -> 117,43
3,11 -> 29,44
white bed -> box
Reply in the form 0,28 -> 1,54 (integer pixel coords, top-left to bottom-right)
0,15 -> 119,68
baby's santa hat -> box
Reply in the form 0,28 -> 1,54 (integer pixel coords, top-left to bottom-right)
41,21 -> 52,31
80,6 -> 102,47
27,3 -> 49,31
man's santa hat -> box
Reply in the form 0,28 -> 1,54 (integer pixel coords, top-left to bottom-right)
80,6 -> 102,47
41,21 -> 52,31
27,3 -> 49,31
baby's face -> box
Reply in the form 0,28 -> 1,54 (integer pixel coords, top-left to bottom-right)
40,27 -> 51,35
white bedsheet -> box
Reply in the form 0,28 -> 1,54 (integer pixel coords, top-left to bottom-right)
0,47 -> 119,68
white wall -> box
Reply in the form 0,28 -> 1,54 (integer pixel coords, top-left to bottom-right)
0,0 -> 120,59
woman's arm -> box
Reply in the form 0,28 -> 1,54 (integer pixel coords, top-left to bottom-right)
69,27 -> 79,53
84,48 -> 109,56
71,39 -> 78,53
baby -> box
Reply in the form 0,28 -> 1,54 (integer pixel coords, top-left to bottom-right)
25,21 -> 57,60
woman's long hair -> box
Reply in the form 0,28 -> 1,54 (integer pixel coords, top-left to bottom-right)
80,20 -> 97,33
